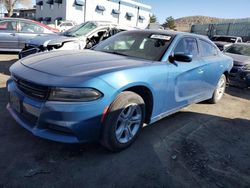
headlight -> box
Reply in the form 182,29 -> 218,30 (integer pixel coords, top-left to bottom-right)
242,64 -> 250,71
48,88 -> 102,102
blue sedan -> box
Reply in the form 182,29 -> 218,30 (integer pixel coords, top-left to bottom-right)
7,30 -> 233,151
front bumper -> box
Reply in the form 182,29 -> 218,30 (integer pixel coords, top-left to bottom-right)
7,79 -> 107,143
229,68 -> 250,88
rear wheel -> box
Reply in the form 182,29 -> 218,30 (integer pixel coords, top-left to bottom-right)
208,74 -> 226,104
101,91 -> 145,151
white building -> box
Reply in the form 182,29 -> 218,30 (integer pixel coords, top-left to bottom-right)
36,0 -> 152,29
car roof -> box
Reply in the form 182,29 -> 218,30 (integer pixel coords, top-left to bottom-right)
212,35 -> 240,38
123,29 -> 209,40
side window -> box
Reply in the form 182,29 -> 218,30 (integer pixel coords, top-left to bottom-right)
0,20 -> 17,31
66,23 -> 73,27
174,37 -> 199,58
199,39 -> 218,57
20,21 -> 44,33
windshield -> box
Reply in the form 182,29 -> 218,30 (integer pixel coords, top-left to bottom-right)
62,22 -> 97,37
211,36 -> 236,43
225,44 -> 250,56
93,31 -> 174,61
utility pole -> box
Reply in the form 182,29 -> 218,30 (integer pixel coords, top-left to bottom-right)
117,1 -> 121,24
136,6 -> 140,27
84,0 -> 87,22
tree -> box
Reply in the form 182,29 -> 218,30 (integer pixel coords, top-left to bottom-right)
3,0 -> 29,17
162,16 -> 176,30
149,14 -> 157,23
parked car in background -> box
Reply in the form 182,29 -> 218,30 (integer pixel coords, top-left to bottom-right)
224,43 -> 250,87
7,30 -> 233,151
211,35 -> 243,51
57,21 -> 77,32
0,18 -> 59,52
19,21 -> 136,59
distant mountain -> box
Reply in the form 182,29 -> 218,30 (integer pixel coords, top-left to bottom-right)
173,16 -> 250,32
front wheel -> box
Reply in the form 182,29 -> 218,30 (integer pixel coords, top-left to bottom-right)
101,91 -> 145,151
208,74 -> 227,104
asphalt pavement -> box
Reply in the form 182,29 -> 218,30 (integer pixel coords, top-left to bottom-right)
0,54 -> 250,188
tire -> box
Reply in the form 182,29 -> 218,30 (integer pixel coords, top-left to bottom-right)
208,74 -> 227,104
101,91 -> 145,151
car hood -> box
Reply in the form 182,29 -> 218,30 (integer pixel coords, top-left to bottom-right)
20,50 -> 151,77
224,52 -> 250,65
26,34 -> 84,47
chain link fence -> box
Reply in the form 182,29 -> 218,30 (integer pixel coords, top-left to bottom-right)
191,19 -> 250,42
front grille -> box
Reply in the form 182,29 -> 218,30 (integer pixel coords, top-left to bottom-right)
14,76 -> 49,100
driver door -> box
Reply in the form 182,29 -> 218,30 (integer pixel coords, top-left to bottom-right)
164,37 -> 207,112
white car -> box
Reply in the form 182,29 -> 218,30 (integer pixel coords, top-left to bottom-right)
58,21 -> 77,32
19,21 -> 137,58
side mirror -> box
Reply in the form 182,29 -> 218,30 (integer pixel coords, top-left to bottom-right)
169,53 -> 193,63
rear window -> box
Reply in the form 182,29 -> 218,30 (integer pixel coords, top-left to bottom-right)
211,36 -> 236,43
225,44 -> 250,56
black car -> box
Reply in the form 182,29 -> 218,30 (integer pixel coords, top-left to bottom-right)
224,43 -> 250,88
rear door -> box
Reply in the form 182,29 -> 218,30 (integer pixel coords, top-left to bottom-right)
0,20 -> 19,50
17,21 -> 47,49
198,39 -> 225,93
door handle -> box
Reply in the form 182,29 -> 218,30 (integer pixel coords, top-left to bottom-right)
10,33 -> 16,36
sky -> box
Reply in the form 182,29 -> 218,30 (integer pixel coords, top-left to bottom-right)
27,0 -> 250,24
140,0 -> 250,23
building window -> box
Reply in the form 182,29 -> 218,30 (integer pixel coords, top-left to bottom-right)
37,17 -> 43,22
96,5 -> 106,15
75,0 -> 85,6
36,1 -> 43,10
36,1 -> 43,6
46,0 -> 54,9
55,0 -> 62,4
44,17 -> 52,23
138,15 -> 145,23
112,9 -> 120,15
96,5 -> 106,11
126,12 -> 134,21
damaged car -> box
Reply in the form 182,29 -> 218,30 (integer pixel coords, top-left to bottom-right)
211,35 -> 242,51
19,21 -> 135,59
7,30 -> 233,151
224,43 -> 250,88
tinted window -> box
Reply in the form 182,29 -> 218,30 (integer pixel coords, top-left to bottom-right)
174,37 -> 199,57
94,32 -> 173,61
200,40 -> 218,57
0,20 -> 17,31
225,44 -> 250,56
20,21 -> 44,33
211,36 -> 236,43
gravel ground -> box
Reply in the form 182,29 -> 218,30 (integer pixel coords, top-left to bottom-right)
0,54 -> 250,188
